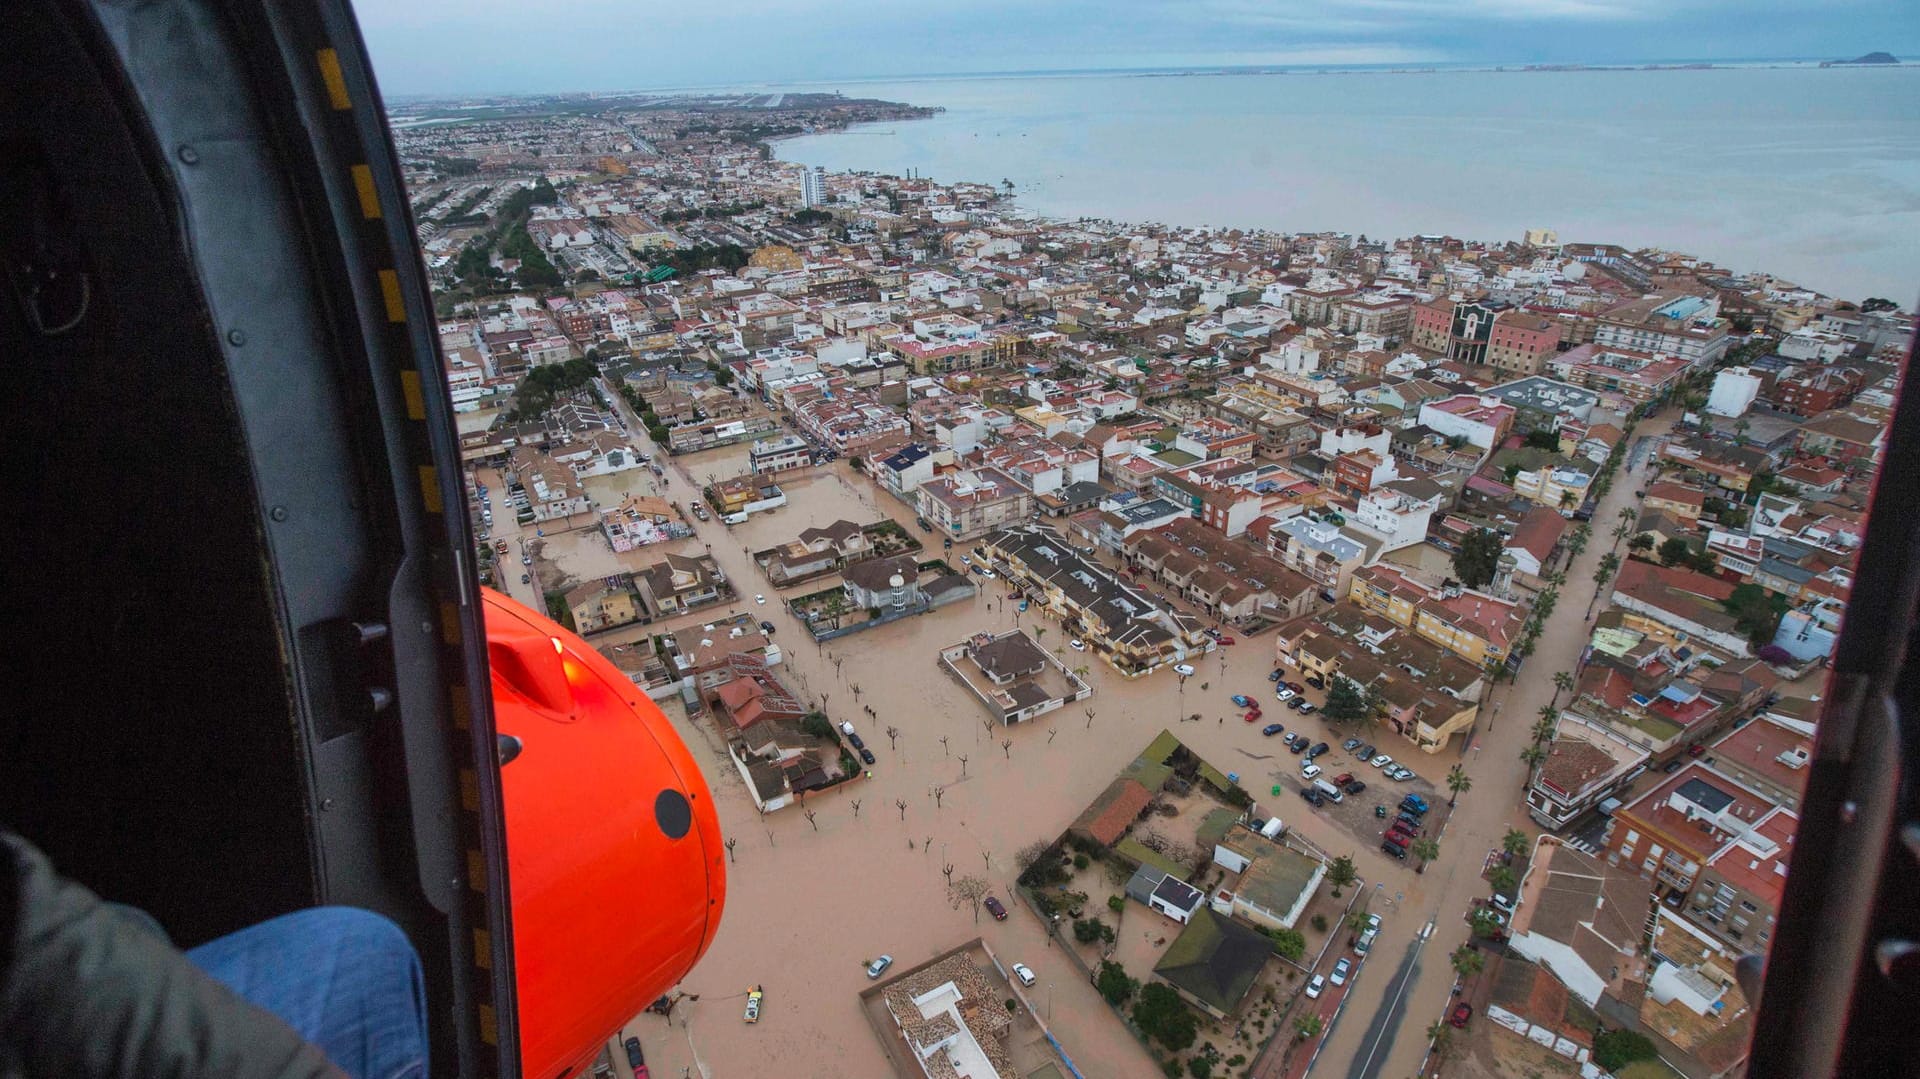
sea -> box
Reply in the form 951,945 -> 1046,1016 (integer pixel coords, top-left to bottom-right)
771,65 -> 1920,304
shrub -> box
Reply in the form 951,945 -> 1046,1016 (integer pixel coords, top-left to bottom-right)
1109,894 -> 1126,914
1005,998 -> 1018,1013
1133,983 -> 1199,1051
1311,914 -> 1328,932
1074,853 -> 1091,870
1095,960 -> 1137,1005
1593,1030 -> 1658,1070
1260,926 -> 1306,960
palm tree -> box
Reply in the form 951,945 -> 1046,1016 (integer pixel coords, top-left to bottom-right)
1532,715 -> 1557,745
1618,506 -> 1637,523
1551,671 -> 1575,705
1445,764 -> 1472,807
1488,864 -> 1517,894
1411,836 -> 1440,872
1426,1020 -> 1453,1056
1519,744 -> 1546,768
1502,828 -> 1530,858
1450,944 -> 1486,978
1346,910 -> 1374,934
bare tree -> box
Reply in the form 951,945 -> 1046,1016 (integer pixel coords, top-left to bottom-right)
895,798 -> 907,821
803,809 -> 817,832
981,850 -> 991,872
765,829 -> 775,847
1084,707 -> 1096,729
933,785 -> 946,808
851,682 -> 862,700
1001,738 -> 1013,759
942,863 -> 955,885
850,799 -> 862,820
940,735 -> 950,757
1016,840 -> 1052,870
886,725 -> 900,750
958,755 -> 968,777
724,837 -> 737,863
982,717 -> 997,738
1047,727 -> 1058,744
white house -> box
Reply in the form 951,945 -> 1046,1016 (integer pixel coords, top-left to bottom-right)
1707,367 -> 1763,418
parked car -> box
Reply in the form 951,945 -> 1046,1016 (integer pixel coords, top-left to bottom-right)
1308,742 -> 1330,759
624,1036 -> 648,1078
847,733 -> 865,750
1268,669 -> 1284,682
744,986 -> 763,1024
1069,638 -> 1086,651
1382,831 -> 1411,850
859,748 -> 876,765
519,574 -> 529,584
1371,753 -> 1394,769
1172,663 -> 1195,676
1344,779 -> 1367,796
1288,736 -> 1309,755
1289,697 -> 1309,712
1297,703 -> 1316,715
1300,762 -> 1322,780
1262,723 -> 1285,737
1332,773 -> 1354,786
980,567 -> 996,579
1449,1003 -> 1473,1029
1331,958 -> 1352,986
1306,676 -> 1325,689
1276,688 -> 1296,701
985,896 -> 1008,921
866,955 -> 894,979
1390,766 -> 1416,782
1231,694 -> 1253,707
1011,962 -> 1036,987
1300,787 -> 1324,807
759,620 -> 776,633
1401,794 -> 1429,814
1357,744 -> 1376,760
1216,636 -> 1236,646
1343,738 -> 1362,751
754,594 -> 766,604
915,517 -> 932,532
1379,840 -> 1407,860
1305,974 -> 1326,999
1662,758 -> 1685,773
521,555 -> 531,566
1018,600 -> 1030,612
1285,682 -> 1305,694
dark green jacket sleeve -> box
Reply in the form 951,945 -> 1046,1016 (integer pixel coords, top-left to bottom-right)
0,831 -> 346,1079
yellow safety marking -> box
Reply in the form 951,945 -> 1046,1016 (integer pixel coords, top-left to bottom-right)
317,49 -> 351,110
449,684 -> 471,730
379,269 -> 405,322
467,849 -> 487,891
418,465 -> 442,513
478,1004 -> 498,1046
460,767 -> 479,811
400,369 -> 426,419
351,164 -> 381,219
473,928 -> 492,969
441,601 -> 463,646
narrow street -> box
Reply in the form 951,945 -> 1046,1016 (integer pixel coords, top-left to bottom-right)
1315,410 -> 1676,1079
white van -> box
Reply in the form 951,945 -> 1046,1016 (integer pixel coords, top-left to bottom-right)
1260,817 -> 1285,839
1313,778 -> 1345,804
721,511 -> 748,525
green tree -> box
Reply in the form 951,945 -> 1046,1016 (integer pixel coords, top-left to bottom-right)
1445,764 -> 1472,807
1725,583 -> 1786,644
1520,744 -> 1546,768
1659,537 -> 1693,566
1488,864 -> 1517,894
1593,551 -> 1621,589
1263,926 -> 1307,960
1074,917 -> 1115,944
1346,910 -> 1375,934
1322,675 -> 1370,722
1327,855 -> 1357,895
1132,983 -> 1199,1051
1469,907 -> 1505,938
1451,944 -> 1486,979
1293,1014 -> 1323,1040
1095,960 -> 1137,1005
1551,671 -> 1575,706
801,711 -> 834,740
1502,828 -> 1530,857
1593,1030 -> 1659,1070
1628,533 -> 1655,553
1452,528 -> 1503,589
1411,836 -> 1440,870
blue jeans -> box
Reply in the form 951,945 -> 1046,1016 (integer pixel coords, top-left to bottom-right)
185,907 -> 429,1079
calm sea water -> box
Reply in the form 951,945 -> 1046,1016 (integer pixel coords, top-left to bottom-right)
775,67 -> 1920,304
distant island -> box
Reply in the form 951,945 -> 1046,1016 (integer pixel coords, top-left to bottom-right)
1822,52 -> 1899,67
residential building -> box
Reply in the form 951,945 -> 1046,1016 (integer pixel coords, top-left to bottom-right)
1347,564 -> 1524,670
1706,366 -> 1763,418
757,519 -> 874,584
1683,808 -> 1795,954
1643,482 -> 1706,524
1609,560 -> 1748,658
879,953 -> 1016,1079
1275,609 -> 1486,752
1602,762 -> 1781,904
1151,908 -> 1273,1021
1548,343 -> 1689,403
507,447 -> 593,525
983,524 -> 1212,675
1594,293 -> 1731,369
1212,843 -> 1325,933
1123,518 -> 1317,626
877,442 -> 938,500
1347,477 -> 1446,555
749,433 -> 812,474
1271,516 -> 1369,598
917,468 -> 1033,540
601,495 -> 685,552
1482,376 -> 1599,429
1767,365 -> 1867,417
1416,394 -> 1517,450
938,629 -> 1093,725
841,554 -> 924,612
1485,312 -> 1563,375
1504,506 -> 1570,580
637,553 -> 727,617
565,579 -> 643,634
1525,711 -> 1649,830
1504,842 -> 1652,1008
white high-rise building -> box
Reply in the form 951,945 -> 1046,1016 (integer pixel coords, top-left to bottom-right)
801,166 -> 826,208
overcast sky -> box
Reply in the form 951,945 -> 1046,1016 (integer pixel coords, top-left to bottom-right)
355,0 -> 1920,97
